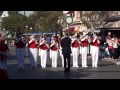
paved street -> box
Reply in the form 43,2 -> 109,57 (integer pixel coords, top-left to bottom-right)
5,46 -> 120,79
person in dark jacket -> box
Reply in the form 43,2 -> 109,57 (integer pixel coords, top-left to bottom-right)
61,33 -> 71,72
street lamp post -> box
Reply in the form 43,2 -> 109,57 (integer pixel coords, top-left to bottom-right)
3,28 -> 5,33
39,26 -> 41,32
30,27 -> 32,33
57,16 -> 64,37
65,16 -> 73,37
25,25 -> 28,33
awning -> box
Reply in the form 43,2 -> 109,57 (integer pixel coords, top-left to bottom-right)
23,33 -> 31,35
105,16 -> 120,22
43,32 -> 55,35
31,32 -> 42,35
67,11 -> 74,14
97,27 -> 120,30
103,20 -> 120,29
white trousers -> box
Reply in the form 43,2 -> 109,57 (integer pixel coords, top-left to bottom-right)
90,45 -> 93,54
29,48 -> 38,67
81,46 -> 88,67
92,46 -> 99,67
51,50 -> 58,67
16,48 -> 25,67
40,50 -> 47,68
72,48 -> 79,67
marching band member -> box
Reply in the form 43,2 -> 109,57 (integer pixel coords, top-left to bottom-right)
87,35 -> 92,55
91,33 -> 100,67
70,36 -> 73,56
79,33 -> 83,55
59,46 -> 64,67
60,36 -> 66,67
14,35 -> 26,69
71,35 -> 80,67
89,34 -> 93,59
28,35 -> 38,68
50,38 -> 59,68
50,35 -> 54,59
39,38 -> 49,68
80,30 -> 89,67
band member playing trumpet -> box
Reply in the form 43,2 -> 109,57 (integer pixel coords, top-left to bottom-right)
15,35 -> 26,69
91,33 -> 100,67
71,34 -> 80,67
80,30 -> 89,68
59,36 -> 65,67
50,38 -> 59,68
39,38 -> 49,68
28,35 -> 38,69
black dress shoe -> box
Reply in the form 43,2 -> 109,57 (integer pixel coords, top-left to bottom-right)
67,69 -> 70,72
66,68 -> 70,72
64,69 -> 67,72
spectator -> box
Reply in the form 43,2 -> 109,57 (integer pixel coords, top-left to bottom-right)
0,39 -> 9,69
113,35 -> 119,60
106,32 -> 114,60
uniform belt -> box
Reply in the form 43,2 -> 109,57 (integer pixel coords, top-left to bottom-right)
81,46 -> 87,47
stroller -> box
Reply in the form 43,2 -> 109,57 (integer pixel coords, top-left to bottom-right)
99,43 -> 109,60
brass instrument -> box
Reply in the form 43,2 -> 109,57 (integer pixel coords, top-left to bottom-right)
51,41 -> 56,47
81,35 -> 88,40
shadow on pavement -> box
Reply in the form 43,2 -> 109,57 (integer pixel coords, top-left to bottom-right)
98,63 -> 114,67
6,63 -> 92,79
63,71 -> 90,79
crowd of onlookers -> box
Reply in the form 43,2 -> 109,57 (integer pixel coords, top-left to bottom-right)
99,32 -> 120,63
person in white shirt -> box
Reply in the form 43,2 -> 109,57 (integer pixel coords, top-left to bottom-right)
112,35 -> 119,60
106,32 -> 114,60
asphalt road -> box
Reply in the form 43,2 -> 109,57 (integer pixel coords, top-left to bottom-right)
5,46 -> 120,79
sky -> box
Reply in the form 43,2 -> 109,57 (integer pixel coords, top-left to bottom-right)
19,11 -> 34,16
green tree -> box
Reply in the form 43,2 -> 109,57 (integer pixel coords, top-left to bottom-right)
29,11 -> 63,32
1,13 -> 33,34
